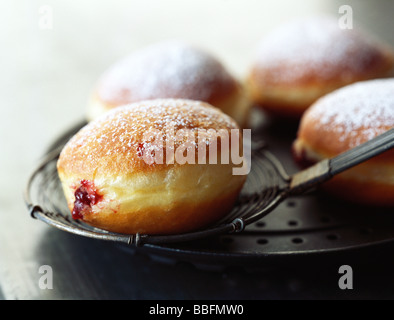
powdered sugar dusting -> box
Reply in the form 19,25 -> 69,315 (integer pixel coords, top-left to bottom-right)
254,16 -> 388,83
309,79 -> 394,147
61,99 -> 239,175
97,40 -> 234,104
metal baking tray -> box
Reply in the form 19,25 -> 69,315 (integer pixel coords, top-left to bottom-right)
25,110 -> 394,269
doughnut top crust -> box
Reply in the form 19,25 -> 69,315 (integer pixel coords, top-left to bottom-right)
96,40 -> 238,106
250,16 -> 394,86
58,99 -> 240,178
298,79 -> 394,157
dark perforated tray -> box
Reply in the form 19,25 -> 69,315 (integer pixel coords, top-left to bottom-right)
27,110 -> 394,269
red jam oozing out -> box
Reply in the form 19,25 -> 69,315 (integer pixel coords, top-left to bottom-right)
72,180 -> 103,220
292,146 -> 317,169
137,143 -> 145,158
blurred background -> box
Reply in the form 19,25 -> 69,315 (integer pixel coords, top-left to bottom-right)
1,0 -> 394,299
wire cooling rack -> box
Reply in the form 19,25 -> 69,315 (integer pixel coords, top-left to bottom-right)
25,120 -> 394,267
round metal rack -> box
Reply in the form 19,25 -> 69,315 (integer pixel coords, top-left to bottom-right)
25,119 -> 394,269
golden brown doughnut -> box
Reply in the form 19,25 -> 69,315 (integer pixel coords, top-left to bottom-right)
88,40 -> 251,127
247,16 -> 394,118
293,79 -> 394,206
58,99 -> 248,235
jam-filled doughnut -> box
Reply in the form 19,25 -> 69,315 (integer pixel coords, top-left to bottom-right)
247,16 -> 394,118
58,99 -> 247,235
293,79 -> 394,206
88,40 -> 250,127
